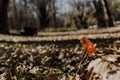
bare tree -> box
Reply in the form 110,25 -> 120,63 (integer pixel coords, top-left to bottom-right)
104,0 -> 114,27
34,0 -> 50,28
34,0 -> 57,29
8,0 -> 40,35
70,0 -> 90,29
0,0 -> 9,33
112,1 -> 120,21
47,0 -> 57,27
93,0 -> 114,27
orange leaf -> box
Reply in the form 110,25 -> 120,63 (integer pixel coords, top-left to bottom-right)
80,36 -> 96,57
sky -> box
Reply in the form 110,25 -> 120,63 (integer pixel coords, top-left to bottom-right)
55,0 -> 72,14
14,0 -> 71,14
14,0 -> 93,15
55,0 -> 93,15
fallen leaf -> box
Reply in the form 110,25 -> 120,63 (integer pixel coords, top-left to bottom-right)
80,36 -> 96,57
45,74 -> 58,80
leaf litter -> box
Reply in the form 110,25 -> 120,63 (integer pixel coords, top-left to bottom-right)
0,39 -> 120,80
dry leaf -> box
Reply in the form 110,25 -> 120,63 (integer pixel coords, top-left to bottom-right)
80,36 -> 96,57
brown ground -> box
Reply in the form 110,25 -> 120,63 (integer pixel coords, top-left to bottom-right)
0,25 -> 120,42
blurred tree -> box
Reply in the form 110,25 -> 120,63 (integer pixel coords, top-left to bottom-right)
12,0 -> 20,30
0,0 -> 9,33
8,0 -> 26,33
35,0 -> 57,29
22,0 -> 39,35
48,0 -> 57,27
110,1 -> 120,21
8,0 -> 40,35
93,0 -> 114,27
70,0 -> 93,29
39,0 -> 49,28
93,0 -> 108,27
104,0 -> 114,27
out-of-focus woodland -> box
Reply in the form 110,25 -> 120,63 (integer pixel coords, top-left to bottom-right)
0,0 -> 120,35
0,0 -> 120,80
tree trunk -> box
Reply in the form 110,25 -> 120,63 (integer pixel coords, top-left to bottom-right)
48,0 -> 56,28
103,0 -> 114,27
93,0 -> 108,28
0,0 -> 9,33
39,1 -> 50,29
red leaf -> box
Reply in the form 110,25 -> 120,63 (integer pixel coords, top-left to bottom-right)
80,36 -> 96,57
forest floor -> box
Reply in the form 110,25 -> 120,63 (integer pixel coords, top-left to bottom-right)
0,25 -> 120,80
0,25 -> 120,42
